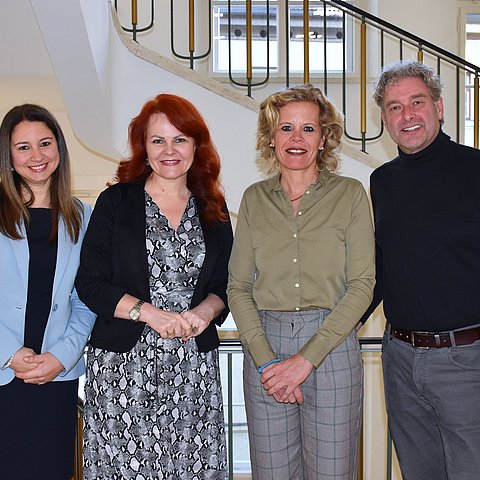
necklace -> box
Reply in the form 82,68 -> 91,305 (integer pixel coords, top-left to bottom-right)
290,193 -> 303,202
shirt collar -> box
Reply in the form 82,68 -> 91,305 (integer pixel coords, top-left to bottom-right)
267,168 -> 331,193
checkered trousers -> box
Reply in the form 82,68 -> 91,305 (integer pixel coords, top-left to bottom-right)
243,309 -> 363,480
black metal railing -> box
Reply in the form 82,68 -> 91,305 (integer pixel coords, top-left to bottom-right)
113,0 -> 479,155
113,0 -> 154,42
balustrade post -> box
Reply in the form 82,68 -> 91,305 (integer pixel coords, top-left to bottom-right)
474,75 -> 479,149
189,0 -> 195,68
303,0 -> 310,83
131,0 -> 137,41
360,20 -> 367,152
417,46 -> 424,63
246,0 -> 253,96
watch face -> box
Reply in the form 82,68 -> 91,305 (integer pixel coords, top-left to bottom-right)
130,307 -> 140,321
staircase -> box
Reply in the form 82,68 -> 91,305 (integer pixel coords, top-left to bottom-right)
27,0 -> 479,213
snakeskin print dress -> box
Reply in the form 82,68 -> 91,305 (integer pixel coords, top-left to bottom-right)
83,193 -> 227,480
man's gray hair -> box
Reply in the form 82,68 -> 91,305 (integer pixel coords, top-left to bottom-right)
373,60 -> 443,109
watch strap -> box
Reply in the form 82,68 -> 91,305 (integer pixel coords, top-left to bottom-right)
129,299 -> 145,322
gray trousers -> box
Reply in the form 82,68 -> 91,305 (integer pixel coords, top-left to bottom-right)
243,310 -> 363,480
382,330 -> 480,480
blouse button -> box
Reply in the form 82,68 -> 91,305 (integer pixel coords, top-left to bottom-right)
295,283 -> 300,288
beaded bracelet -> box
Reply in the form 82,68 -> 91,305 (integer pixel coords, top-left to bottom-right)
257,358 -> 281,374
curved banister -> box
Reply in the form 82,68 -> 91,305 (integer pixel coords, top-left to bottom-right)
112,0 -> 480,153
329,0 -> 480,74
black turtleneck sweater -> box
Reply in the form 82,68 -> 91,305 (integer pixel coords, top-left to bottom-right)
362,130 -> 480,331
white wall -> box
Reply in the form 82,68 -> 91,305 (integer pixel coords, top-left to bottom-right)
0,1 -> 119,204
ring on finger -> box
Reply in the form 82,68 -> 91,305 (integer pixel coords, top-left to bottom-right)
191,326 -> 199,334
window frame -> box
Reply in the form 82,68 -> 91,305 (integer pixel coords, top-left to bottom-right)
210,0 -> 355,79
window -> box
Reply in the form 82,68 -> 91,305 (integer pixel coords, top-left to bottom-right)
288,2 -> 349,73
464,12 -> 480,146
213,1 -> 278,73
212,0 -> 354,75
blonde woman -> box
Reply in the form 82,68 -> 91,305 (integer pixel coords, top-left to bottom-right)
228,85 -> 375,479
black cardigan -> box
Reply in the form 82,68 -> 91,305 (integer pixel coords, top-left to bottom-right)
76,181 -> 233,353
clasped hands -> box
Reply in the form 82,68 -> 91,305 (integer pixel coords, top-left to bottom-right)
146,308 -> 208,341
10,347 -> 64,385
259,354 -> 315,405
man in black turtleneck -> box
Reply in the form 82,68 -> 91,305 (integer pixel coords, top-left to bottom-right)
362,60 -> 480,480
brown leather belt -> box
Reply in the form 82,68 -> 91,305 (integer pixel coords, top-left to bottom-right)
390,325 -> 480,348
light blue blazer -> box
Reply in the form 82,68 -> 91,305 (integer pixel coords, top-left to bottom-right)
0,203 -> 96,386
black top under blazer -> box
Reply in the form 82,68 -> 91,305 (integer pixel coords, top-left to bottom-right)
75,181 -> 233,353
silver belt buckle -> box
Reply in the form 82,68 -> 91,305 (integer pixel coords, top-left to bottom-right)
411,330 -> 430,349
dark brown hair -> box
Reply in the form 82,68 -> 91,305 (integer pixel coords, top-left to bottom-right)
0,104 -> 83,242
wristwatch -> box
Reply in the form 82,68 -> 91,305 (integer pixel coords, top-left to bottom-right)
129,300 -> 145,322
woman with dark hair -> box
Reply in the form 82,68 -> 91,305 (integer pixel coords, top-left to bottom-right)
76,93 -> 233,479
0,104 -> 95,479
228,85 -> 375,479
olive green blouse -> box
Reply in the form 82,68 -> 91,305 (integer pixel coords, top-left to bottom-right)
227,169 -> 375,368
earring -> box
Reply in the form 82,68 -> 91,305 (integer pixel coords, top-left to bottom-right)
11,166 -> 14,171
319,146 -> 324,151
146,157 -> 150,165
269,143 -> 274,148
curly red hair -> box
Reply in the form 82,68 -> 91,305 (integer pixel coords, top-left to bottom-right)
115,94 -> 227,224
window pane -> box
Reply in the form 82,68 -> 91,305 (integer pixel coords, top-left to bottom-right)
213,1 -> 278,73
212,0 -> 353,75
288,2 -> 348,73
465,13 -> 480,147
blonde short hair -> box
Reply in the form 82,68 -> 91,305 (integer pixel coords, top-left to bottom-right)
256,84 -> 343,177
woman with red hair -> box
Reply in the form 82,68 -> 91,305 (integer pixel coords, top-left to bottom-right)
76,94 -> 233,479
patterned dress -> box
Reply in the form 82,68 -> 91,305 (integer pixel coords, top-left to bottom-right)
83,194 -> 227,480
